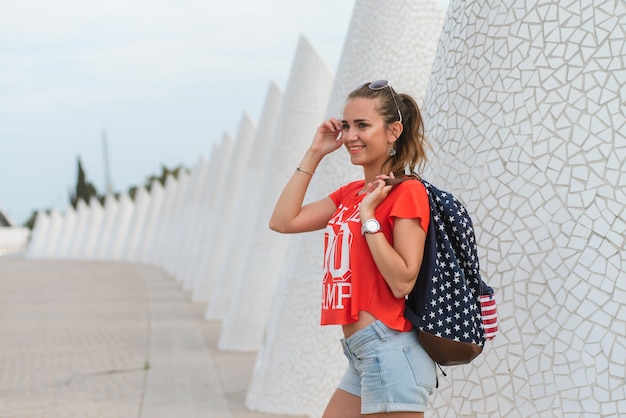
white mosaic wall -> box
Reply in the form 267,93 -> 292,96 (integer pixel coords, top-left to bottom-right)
246,0 -> 446,416
419,0 -> 626,416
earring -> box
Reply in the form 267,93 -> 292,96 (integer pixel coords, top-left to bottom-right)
389,147 -> 397,157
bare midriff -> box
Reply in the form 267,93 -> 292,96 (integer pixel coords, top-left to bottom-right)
342,310 -> 377,338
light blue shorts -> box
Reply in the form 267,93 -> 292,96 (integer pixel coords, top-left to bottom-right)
338,320 -> 437,414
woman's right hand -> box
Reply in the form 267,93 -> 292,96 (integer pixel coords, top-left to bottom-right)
310,118 -> 344,157
270,117 -> 343,234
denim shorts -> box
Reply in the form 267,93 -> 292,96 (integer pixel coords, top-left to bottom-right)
338,320 -> 437,414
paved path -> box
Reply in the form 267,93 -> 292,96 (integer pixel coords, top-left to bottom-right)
0,259 -> 304,418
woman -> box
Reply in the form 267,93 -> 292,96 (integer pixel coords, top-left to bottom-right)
269,80 -> 436,417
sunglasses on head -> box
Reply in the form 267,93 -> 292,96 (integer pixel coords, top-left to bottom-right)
366,79 -> 402,124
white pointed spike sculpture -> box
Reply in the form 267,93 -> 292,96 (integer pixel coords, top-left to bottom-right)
92,194 -> 118,260
25,211 -> 50,258
154,170 -> 190,273
106,193 -> 135,260
205,84 -> 282,319
136,180 -> 166,263
144,176 -> 175,265
208,87 -> 281,321
246,2 -> 446,416
216,35 -> 334,346
40,209 -> 64,258
146,174 -> 179,266
414,0 -> 626,416
174,156 -> 210,284
121,186 -> 151,261
180,149 -> 219,291
53,206 -> 77,258
218,82 -> 283,347
184,138 -> 231,293
80,197 -> 105,259
203,113 -> 257,319
162,169 -> 192,276
191,132 -> 235,301
67,199 -> 91,258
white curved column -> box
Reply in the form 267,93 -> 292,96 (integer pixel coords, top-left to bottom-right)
180,147 -> 220,291
417,0 -> 626,416
92,195 -> 118,260
156,171 -> 190,273
148,172 -> 188,267
173,156 -> 210,284
121,187 -> 151,261
53,207 -> 76,258
136,181 -> 165,263
218,82 -> 283,346
191,132 -> 235,301
197,114 -> 255,311
246,1 -> 446,416
145,176 -> 176,265
216,35 -> 334,349
209,86 -> 282,321
67,199 -> 90,259
40,209 -> 64,258
25,211 -> 50,258
184,132 -> 235,294
80,197 -> 104,259
106,193 -> 135,260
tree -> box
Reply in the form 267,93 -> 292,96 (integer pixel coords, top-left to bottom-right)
23,210 -> 39,230
143,164 -> 188,192
69,156 -> 98,209
22,157 -> 189,229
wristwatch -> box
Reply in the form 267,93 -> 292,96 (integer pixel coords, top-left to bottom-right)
361,218 -> 381,235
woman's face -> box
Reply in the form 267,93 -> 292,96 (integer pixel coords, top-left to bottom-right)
341,97 -> 396,170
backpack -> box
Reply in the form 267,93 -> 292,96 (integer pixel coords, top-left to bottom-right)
389,177 -> 496,366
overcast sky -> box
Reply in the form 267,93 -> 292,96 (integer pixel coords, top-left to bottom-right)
1,0 -> 449,225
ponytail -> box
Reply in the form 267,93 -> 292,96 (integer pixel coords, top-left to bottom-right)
386,93 -> 429,176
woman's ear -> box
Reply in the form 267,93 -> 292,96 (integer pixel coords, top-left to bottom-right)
388,121 -> 403,144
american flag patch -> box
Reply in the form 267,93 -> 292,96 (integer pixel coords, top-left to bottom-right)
480,293 -> 498,340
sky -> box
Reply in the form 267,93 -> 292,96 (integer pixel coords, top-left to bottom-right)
1,0 -> 449,226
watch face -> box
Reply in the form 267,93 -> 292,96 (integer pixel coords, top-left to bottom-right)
365,219 -> 380,233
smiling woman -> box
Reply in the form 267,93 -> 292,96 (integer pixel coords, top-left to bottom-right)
0,0 -> 357,226
269,79 -> 434,416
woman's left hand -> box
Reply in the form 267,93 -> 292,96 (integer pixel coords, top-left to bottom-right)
359,172 -> 395,219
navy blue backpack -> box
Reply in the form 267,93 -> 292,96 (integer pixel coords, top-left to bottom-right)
388,177 -> 494,366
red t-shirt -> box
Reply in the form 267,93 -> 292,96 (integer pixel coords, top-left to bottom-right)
321,178 -> 430,332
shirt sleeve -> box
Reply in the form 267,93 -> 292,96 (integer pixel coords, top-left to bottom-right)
328,187 -> 343,207
388,180 -> 430,233
328,180 -> 362,207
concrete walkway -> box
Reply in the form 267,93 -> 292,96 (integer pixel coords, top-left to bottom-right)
0,259 -> 304,418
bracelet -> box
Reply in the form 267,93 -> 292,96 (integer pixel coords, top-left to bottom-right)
296,166 -> 315,176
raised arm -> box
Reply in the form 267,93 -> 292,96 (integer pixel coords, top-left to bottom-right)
269,118 -> 344,234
